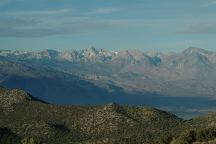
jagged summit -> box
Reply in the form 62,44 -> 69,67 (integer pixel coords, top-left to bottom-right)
115,49 -> 148,59
82,47 -> 104,53
41,49 -> 60,58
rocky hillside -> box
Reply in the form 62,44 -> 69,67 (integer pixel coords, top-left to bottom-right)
0,87 -> 183,144
1,87 -> 216,144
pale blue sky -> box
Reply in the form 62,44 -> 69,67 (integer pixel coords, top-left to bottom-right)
0,0 -> 216,52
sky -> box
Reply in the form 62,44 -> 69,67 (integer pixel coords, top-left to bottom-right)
0,0 -> 216,52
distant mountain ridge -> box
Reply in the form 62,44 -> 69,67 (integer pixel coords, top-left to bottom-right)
1,47 -> 215,63
0,47 -> 216,118
1,47 -> 216,77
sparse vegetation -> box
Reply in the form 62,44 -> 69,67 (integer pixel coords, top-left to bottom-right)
21,137 -> 41,144
0,87 -> 216,144
171,127 -> 216,144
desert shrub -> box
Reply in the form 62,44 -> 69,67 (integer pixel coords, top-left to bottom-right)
195,127 -> 216,141
171,127 -> 216,144
21,137 -> 41,144
160,135 -> 173,144
171,130 -> 196,144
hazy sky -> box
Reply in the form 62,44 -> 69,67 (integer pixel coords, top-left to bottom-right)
0,0 -> 216,52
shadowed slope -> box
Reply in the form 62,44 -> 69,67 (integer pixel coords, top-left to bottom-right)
0,87 -> 183,144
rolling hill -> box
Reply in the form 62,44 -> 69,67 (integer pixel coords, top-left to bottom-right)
1,87 -> 216,144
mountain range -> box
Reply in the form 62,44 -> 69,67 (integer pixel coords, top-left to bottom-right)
0,47 -> 216,118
